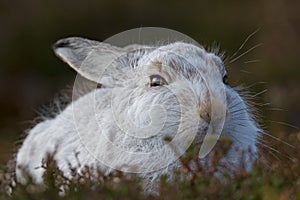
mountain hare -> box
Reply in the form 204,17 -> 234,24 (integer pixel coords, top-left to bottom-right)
16,34 -> 260,192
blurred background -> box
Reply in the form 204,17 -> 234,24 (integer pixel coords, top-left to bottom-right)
0,0 -> 299,165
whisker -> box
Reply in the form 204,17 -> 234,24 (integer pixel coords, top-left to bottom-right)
268,107 -> 285,111
257,141 -> 281,154
247,102 -> 270,107
228,28 -> 260,61
238,82 -> 267,90
267,120 -> 299,130
229,43 -> 262,64
258,141 -> 295,162
240,70 -> 252,74
244,59 -> 261,64
259,130 -> 295,148
263,148 -> 281,162
251,89 -> 267,98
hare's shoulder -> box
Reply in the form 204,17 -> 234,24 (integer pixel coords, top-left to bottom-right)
18,88 -> 111,160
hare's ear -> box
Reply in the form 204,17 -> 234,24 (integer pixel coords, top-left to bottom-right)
53,37 -> 128,86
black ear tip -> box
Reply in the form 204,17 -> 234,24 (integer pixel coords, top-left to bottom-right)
52,39 -> 70,50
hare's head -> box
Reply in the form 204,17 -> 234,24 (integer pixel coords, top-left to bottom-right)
53,37 -> 260,170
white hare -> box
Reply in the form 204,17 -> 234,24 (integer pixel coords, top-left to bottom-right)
16,36 -> 260,191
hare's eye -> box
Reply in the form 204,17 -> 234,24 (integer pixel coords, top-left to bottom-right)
223,75 -> 229,85
150,75 -> 167,87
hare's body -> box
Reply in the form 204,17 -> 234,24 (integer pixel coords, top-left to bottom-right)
16,38 -> 260,191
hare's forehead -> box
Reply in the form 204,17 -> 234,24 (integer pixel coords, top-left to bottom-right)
137,42 -> 226,78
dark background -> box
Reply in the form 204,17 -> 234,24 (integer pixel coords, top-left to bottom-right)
0,0 -> 299,164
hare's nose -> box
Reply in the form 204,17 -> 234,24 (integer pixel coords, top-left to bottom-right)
200,111 -> 211,124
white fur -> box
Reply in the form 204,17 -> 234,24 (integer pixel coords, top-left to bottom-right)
16,38 -> 260,191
